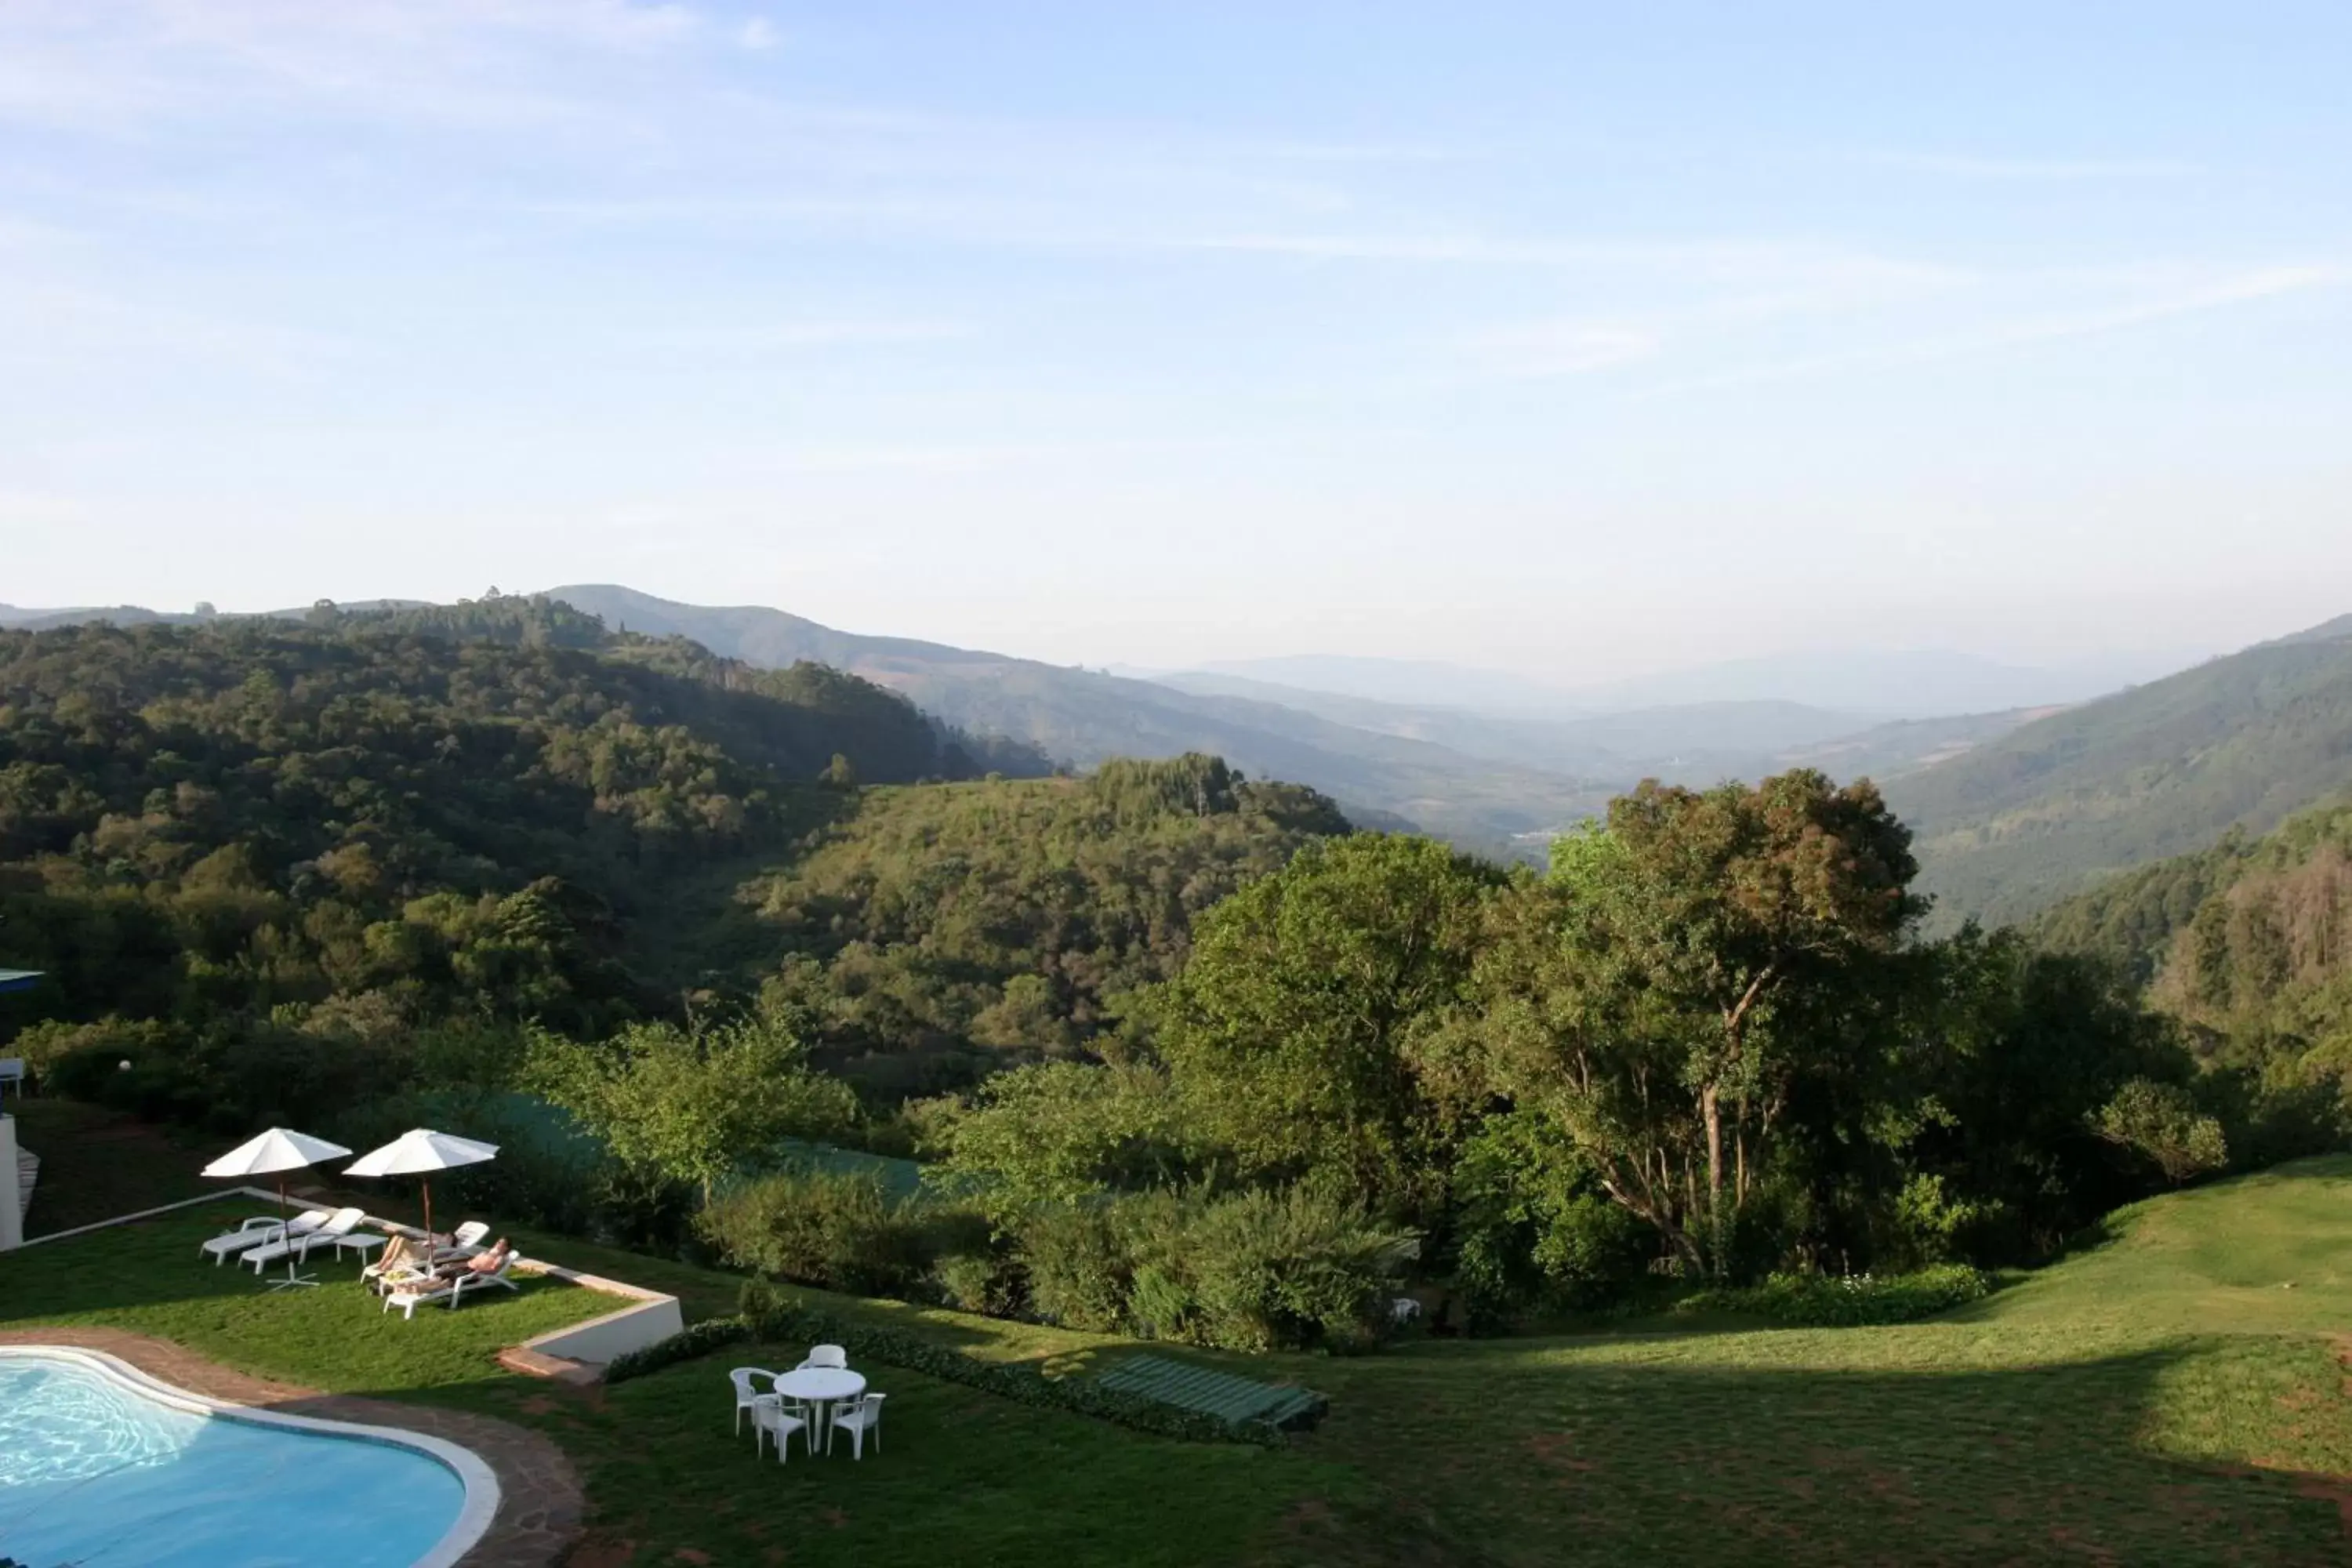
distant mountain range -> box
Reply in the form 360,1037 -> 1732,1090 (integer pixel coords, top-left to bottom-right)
1180,644 -> 2185,721
539,587 -> 2082,854
21,587 -> 2342,922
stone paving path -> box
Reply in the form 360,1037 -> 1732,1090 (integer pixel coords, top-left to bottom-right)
0,1326 -> 585,1567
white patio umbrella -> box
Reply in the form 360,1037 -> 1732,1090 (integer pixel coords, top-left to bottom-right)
201,1127 -> 353,1290
343,1128 -> 499,1247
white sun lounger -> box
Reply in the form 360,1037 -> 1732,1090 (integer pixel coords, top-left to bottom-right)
381,1254 -> 521,1319
430,1221 -> 492,1263
241,1207 -> 366,1272
200,1210 -> 331,1265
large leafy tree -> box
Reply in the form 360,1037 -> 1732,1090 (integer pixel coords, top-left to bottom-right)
1475,771 -> 1920,1272
1150,832 -> 1499,1215
527,1014 -> 858,1203
931,1060 -> 1193,1224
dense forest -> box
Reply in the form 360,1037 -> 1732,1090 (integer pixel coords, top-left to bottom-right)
744,754 -> 1349,1096
2033,795 -> 2352,1162
0,597 -> 1044,1040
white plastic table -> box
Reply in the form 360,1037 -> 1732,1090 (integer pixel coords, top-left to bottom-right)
771,1367 -> 867,1454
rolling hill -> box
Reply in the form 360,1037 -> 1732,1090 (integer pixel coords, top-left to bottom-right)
541,584 -> 1614,853
1195,643 -> 2176,718
1888,614 -> 2352,927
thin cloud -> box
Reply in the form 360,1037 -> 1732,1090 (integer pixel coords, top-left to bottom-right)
1460,322 -> 1658,379
1631,264 -> 2349,399
1176,232 -> 1971,288
632,319 -> 978,351
1852,151 -> 2205,181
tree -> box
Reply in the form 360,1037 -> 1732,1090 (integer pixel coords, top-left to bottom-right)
1151,833 -> 1497,1215
527,1014 -> 858,1203
1892,930 -> 2197,1258
934,1060 -> 1192,1224
2092,1077 -> 2228,1184
1473,771 -> 1920,1274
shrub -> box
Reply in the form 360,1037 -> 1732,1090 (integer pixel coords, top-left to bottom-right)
931,1249 -> 1025,1317
1174,1185 -> 1413,1353
697,1170 -> 936,1298
1529,1192 -> 1652,1310
1678,1263 -> 1991,1327
1016,1201 -> 1135,1333
45,1040 -> 173,1107
13,1015 -> 182,1083
1883,1174 -> 2006,1269
1124,1262 -> 1196,1341
1012,1183 -> 1414,1352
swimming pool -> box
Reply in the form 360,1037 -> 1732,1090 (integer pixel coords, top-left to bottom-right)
0,1347 -> 497,1568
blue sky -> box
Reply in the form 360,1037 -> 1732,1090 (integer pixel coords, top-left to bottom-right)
3,2 -> 2348,681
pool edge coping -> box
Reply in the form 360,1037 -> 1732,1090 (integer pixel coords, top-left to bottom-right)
0,1342 -> 501,1568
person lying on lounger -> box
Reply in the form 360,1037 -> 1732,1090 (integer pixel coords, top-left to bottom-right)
376,1233 -> 423,1276
430,1236 -> 513,1283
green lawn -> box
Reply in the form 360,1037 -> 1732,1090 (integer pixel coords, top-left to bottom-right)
0,1207 -> 617,1392
9,1097 -> 216,1236
8,1138 -> 2352,1565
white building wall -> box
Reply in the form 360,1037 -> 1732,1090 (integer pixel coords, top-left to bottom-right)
1,1114 -> 23,1250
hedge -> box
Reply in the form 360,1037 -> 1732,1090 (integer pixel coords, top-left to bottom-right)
604,1313 -> 754,1382
1676,1263 -> 1991,1327
608,1281 -> 1297,1447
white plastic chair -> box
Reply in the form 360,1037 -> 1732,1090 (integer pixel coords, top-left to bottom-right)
827,1392 -> 885,1459
798,1344 -> 849,1370
730,1367 -> 777,1437
0,1058 -> 24,1098
754,1399 -> 809,1463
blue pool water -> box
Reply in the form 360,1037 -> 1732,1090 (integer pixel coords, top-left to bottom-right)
0,1351 -> 470,1568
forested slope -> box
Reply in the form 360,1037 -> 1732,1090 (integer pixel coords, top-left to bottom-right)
2032,794 -> 2352,1065
0,603 -> 1037,1035
0,608 -> 1351,1117
1889,615 -> 2352,927
745,753 -> 1349,1094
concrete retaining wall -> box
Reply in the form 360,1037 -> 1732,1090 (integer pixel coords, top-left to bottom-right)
521,1294 -> 686,1363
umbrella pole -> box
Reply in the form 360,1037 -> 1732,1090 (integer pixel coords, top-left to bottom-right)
267,1172 -> 320,1291
423,1179 -> 434,1251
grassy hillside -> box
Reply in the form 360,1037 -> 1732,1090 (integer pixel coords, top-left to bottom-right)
1888,616 -> 2352,927
12,1110 -> 2352,1565
544,583 -> 1610,855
